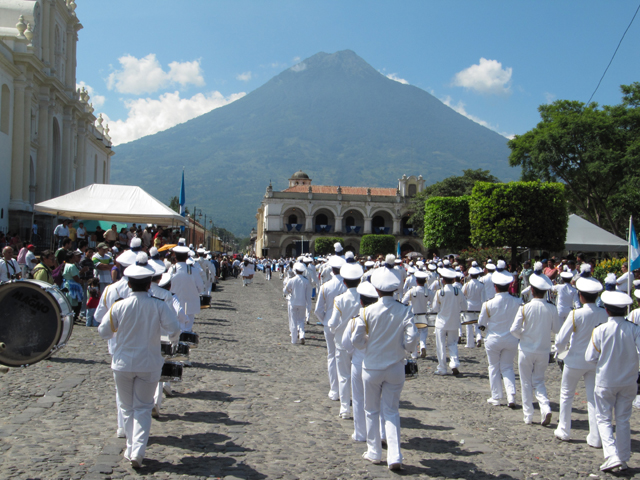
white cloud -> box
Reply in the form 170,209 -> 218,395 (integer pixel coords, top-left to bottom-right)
76,81 -> 105,108
386,73 -> 409,85
291,63 -> 307,73
236,71 -> 252,82
292,56 -> 301,63
106,54 -> 205,95
544,92 -> 556,104
104,90 -> 246,146
440,95 -> 513,139
452,58 -> 512,96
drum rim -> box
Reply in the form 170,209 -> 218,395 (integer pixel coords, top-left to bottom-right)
0,280 -> 64,366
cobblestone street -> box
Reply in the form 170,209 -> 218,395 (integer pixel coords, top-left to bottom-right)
1,273 -> 640,480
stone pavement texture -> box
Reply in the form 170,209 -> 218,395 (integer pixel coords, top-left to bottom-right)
1,273 -> 640,479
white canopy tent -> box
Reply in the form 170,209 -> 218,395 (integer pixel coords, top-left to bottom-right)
565,214 -> 627,252
34,184 -> 188,226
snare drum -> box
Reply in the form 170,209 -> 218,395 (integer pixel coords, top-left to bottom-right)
461,312 -> 480,325
180,331 -> 199,347
160,361 -> 183,382
160,341 -> 190,360
414,314 -> 428,329
426,313 -> 437,327
405,359 -> 419,380
200,295 -> 211,309
0,280 -> 74,367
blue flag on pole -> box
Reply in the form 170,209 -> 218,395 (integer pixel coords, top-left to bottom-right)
179,170 -> 186,232
397,241 -> 401,258
630,218 -> 640,272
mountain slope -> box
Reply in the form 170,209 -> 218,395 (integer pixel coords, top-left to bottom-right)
111,50 -> 517,234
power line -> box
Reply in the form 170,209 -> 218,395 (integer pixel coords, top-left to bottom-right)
586,2 -> 640,105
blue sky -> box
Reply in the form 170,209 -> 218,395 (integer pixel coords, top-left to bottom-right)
74,1 -> 640,146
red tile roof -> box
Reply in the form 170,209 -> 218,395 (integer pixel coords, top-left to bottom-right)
282,185 -> 397,196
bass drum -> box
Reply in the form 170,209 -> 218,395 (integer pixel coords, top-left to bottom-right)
0,280 -> 74,367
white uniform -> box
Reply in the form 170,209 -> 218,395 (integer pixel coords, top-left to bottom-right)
462,278 -> 486,348
402,273 -> 416,297
98,292 -> 180,463
510,298 -> 561,423
306,262 -> 318,299
478,292 -> 522,403
586,316 -> 640,465
283,274 -> 312,344
170,262 -> 204,332
314,274 -> 346,400
401,284 -> 433,357
351,297 -> 417,466
627,308 -> 640,408
196,257 -> 214,295
328,287 -> 361,416
554,303 -> 607,445
431,284 -> 467,374
481,272 -> 495,301
552,283 -> 581,321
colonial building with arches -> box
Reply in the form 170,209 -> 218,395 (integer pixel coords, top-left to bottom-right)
255,171 -> 426,257
0,0 -> 113,236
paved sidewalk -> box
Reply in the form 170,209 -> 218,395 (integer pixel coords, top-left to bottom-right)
1,273 -> 640,479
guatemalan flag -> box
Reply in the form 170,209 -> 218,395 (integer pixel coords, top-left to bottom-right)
630,217 -> 640,272
179,170 -> 186,232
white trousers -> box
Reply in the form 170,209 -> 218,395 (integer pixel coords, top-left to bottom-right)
265,269 -> 271,280
595,384 -> 637,462
288,305 -> 306,344
555,366 -> 600,446
435,328 -> 459,373
484,336 -> 518,401
204,282 -> 212,296
116,387 -> 124,429
363,361 -> 404,465
182,314 -> 195,333
419,327 -> 428,350
113,369 -> 161,461
153,381 -> 170,411
352,360 -> 386,442
465,324 -> 481,347
323,325 -> 339,398
518,350 -> 551,420
335,348 -> 352,415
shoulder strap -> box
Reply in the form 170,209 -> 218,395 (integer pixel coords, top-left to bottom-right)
362,306 -> 369,335
572,309 -> 577,333
591,329 -> 601,353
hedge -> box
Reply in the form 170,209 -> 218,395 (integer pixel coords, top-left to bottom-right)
314,237 -> 344,256
360,235 -> 396,256
423,196 -> 471,250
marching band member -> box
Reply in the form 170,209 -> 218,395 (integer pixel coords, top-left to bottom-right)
462,261 -> 487,349
241,257 -> 256,287
432,266 -> 467,375
170,245 -> 204,333
351,267 -> 417,471
586,290 -> 640,472
554,276 -> 606,446
328,262 -> 364,419
98,253 -> 181,469
315,255 -> 347,400
283,262 -> 312,344
478,264 -> 521,407
196,248 -> 214,295
482,261 -> 496,301
510,264 -> 561,425
552,270 -> 581,321
401,270 -> 433,358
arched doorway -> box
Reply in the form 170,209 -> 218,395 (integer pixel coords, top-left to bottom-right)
313,208 -> 335,233
371,210 -> 393,234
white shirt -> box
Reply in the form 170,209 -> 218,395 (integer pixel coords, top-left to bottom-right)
306,263 -> 318,286
24,251 -> 37,272
478,292 -> 523,339
552,283 -> 580,318
170,262 -> 204,315
53,224 -> 69,238
403,274 -> 417,296
351,296 -> 418,370
241,263 -> 255,276
586,316 -> 640,388
628,308 -> 640,325
616,272 -> 630,292
0,258 -> 20,281
462,278 -> 486,312
482,273 -> 495,300
283,274 -> 312,309
401,285 -> 433,315
314,274 -> 346,324
431,284 -> 468,330
555,303 -> 608,370
328,288 -> 360,350
98,292 -> 180,372
510,298 -> 561,354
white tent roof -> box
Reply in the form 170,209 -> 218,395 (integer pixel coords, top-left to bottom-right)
565,214 -> 627,252
34,184 -> 188,226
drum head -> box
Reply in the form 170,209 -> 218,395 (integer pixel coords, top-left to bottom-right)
414,323 -> 428,329
0,281 -> 62,366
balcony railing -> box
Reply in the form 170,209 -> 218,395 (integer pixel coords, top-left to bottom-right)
403,227 -> 418,236
285,223 -> 303,232
374,227 -> 390,234
346,226 -> 361,234
315,224 -> 333,233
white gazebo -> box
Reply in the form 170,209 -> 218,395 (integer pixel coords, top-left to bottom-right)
565,214 -> 627,252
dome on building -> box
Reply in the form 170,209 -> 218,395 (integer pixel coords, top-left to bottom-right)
290,170 -> 310,180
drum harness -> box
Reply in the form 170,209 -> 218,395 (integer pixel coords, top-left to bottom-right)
411,286 -> 430,316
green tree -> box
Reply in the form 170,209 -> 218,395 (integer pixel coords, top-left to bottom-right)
469,181 -> 567,267
508,83 -> 640,237
314,237 -> 344,256
168,196 -> 189,215
360,235 -> 396,256
408,169 -> 500,237
423,196 -> 471,251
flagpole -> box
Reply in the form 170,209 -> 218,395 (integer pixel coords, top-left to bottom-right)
629,215 -> 633,297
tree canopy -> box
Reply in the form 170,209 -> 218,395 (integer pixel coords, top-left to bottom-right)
360,235 -> 396,256
423,196 -> 471,251
508,83 -> 640,238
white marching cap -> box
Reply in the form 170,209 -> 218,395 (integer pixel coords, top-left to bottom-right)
340,263 -> 363,280
415,271 -> 428,279
580,263 -> 592,273
117,249 -> 138,268
334,242 -> 344,252
560,271 -> 574,280
469,260 -> 483,275
197,248 -> 206,254
385,254 -> 396,265
124,252 -> 155,279
576,277 -> 603,294
485,263 -> 497,271
158,272 -> 172,287
188,250 -> 196,257
394,259 -> 403,264
293,262 -> 306,273
302,257 -> 312,263
428,263 -> 437,271
443,259 -> 450,267
173,245 -> 190,254
328,255 -> 346,268
604,272 -> 618,284
634,289 -> 640,300
601,290 -> 633,307
416,261 -> 424,267
371,267 -> 401,292
529,272 -> 553,291
149,247 -> 159,257
492,269 -> 513,286
149,259 -> 166,275
437,267 -> 458,279
130,237 -> 142,248
357,281 -> 379,298
407,266 -> 416,274
345,251 -> 355,260
178,238 -> 187,245
364,260 -> 375,267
